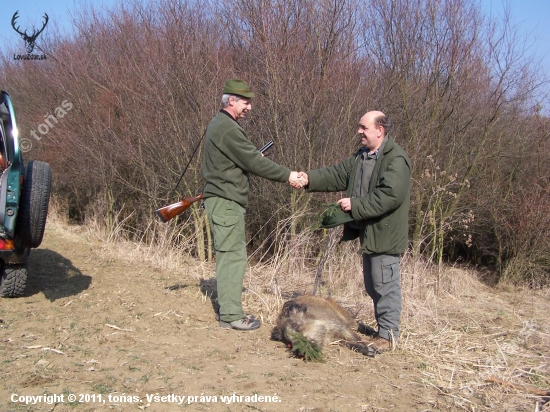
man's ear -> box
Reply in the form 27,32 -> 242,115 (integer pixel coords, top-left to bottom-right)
228,95 -> 238,106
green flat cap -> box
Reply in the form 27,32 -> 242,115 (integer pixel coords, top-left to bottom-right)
319,204 -> 354,228
223,79 -> 255,98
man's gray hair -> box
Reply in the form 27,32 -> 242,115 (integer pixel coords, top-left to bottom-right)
374,114 -> 392,134
221,94 -> 241,107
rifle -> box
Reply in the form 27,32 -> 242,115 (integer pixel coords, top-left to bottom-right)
155,140 -> 274,223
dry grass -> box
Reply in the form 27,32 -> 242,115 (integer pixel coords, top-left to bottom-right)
45,206 -> 550,410
244,228 -> 549,410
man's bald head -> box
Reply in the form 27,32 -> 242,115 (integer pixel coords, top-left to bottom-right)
365,111 -> 390,131
358,111 -> 389,152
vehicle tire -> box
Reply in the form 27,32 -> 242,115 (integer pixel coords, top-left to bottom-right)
15,160 -> 52,248
0,264 -> 28,297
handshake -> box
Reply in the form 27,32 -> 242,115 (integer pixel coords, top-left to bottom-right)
288,171 -> 309,189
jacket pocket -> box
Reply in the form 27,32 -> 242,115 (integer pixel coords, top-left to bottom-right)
381,255 -> 400,284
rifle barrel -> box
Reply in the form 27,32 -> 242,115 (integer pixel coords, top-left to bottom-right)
259,140 -> 274,153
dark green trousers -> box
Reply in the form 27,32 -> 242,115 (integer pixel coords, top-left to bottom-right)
204,197 -> 247,322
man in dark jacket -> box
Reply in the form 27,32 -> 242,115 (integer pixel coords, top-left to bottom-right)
202,79 -> 303,331
298,111 -> 411,353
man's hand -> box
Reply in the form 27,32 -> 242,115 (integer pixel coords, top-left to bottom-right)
337,198 -> 352,211
289,171 -> 308,189
297,171 -> 308,187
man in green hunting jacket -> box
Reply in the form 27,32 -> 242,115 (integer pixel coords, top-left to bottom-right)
298,111 -> 411,353
202,79 -> 303,331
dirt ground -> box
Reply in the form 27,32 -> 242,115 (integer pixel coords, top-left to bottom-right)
1,222 -> 549,411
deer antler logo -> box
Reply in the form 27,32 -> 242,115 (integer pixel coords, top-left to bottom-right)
11,11 -> 49,54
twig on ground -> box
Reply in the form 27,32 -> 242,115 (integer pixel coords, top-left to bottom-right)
105,323 -> 133,332
482,330 -> 509,339
43,347 -> 66,356
487,375 -> 550,396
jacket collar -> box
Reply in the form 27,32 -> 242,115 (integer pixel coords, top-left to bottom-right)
380,135 -> 395,156
355,136 -> 393,157
220,109 -> 238,122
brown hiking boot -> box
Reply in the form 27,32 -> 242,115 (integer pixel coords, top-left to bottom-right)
368,336 -> 393,354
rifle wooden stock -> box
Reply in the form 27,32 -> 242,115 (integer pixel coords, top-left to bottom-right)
155,193 -> 203,223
